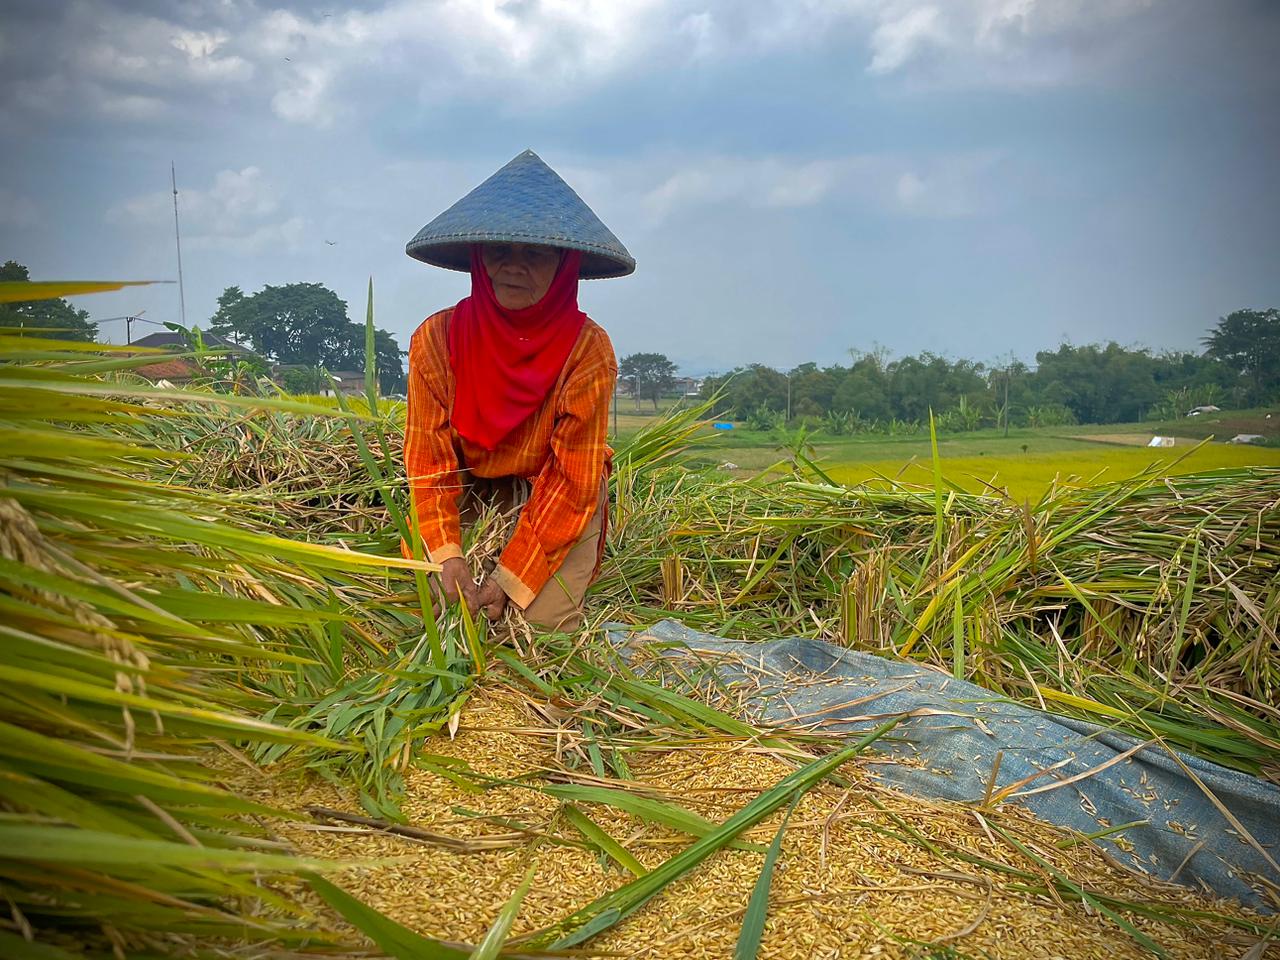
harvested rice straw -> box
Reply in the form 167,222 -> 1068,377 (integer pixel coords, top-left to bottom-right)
164,403 -> 1280,785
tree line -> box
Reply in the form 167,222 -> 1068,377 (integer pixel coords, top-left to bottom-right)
4,256 -> 1274,420
693,308 -> 1278,433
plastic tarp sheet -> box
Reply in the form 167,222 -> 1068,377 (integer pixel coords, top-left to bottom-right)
612,620 -> 1280,912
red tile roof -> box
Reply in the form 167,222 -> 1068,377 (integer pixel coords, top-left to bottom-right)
135,358 -> 198,381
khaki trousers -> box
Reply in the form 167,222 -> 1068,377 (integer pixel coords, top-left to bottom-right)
458,476 -> 608,633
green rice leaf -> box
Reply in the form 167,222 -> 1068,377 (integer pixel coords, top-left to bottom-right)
562,804 -> 647,877
0,279 -> 163,302
307,873 -> 469,959
733,796 -> 798,960
0,929 -> 86,960
0,825 -> 321,872
472,862 -> 537,960
542,783 -> 762,852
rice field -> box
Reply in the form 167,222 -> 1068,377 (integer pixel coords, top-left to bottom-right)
826,443 -> 1280,500
3,285 -> 1279,959
633,416 -> 1280,499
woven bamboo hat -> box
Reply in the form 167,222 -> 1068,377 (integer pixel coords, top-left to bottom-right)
405,149 -> 634,280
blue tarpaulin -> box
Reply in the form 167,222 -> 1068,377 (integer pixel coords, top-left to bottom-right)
613,620 -> 1280,913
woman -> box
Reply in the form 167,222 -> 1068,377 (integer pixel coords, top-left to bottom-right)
402,150 -> 634,632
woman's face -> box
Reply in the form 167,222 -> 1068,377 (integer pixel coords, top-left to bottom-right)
480,243 -> 563,310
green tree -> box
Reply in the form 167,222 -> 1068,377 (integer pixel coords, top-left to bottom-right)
280,366 -> 330,394
702,364 -> 789,420
227,282 -> 353,366
619,351 -> 678,412
787,362 -> 838,419
987,357 -> 1035,430
0,261 -> 98,341
1032,343 -> 1162,424
885,353 -> 988,423
208,286 -> 251,344
1203,308 -> 1280,401
209,282 -> 405,394
371,328 -> 408,394
832,353 -> 890,421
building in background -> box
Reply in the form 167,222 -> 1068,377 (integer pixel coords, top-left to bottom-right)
129,331 -> 266,384
323,371 -> 366,396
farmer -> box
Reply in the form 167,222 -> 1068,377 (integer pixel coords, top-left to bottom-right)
401,150 -> 634,632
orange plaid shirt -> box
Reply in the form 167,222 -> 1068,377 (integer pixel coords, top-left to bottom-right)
403,308 -> 617,608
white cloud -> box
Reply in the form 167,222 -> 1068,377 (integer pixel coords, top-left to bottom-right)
861,0 -> 1161,84
98,92 -> 168,120
0,3 -> 255,127
896,171 -> 926,205
678,11 -> 717,60
248,0 -> 679,125
108,167 -> 302,253
205,168 -> 279,226
70,11 -> 253,91
868,6 -> 948,74
252,0 -> 1170,121
170,29 -> 253,82
271,64 -> 333,125
636,151 -> 999,224
640,157 -> 841,224
186,215 -> 308,255
2,0 -> 1172,130
892,159 -> 993,217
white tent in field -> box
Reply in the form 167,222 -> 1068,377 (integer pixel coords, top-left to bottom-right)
1147,436 -> 1175,447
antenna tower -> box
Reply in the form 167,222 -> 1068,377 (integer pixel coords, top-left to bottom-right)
171,162 -> 187,327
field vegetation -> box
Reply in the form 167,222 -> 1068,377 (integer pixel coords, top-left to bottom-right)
610,401 -> 1280,499
694,308 -> 1279,431
2,281 -> 1278,958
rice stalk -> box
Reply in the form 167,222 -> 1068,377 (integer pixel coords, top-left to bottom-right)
6,300 -> 1277,960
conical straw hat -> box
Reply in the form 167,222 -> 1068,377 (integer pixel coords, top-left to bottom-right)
405,149 -> 635,279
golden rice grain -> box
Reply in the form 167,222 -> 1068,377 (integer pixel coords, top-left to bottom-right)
232,686 -> 1268,960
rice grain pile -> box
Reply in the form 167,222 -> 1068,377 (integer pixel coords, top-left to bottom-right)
237,685 -> 1267,959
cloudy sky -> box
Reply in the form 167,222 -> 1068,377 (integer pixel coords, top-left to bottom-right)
2,0 -> 1277,374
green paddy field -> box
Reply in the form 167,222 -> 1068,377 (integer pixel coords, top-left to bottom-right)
613,404 -> 1280,500
827,441 -> 1280,499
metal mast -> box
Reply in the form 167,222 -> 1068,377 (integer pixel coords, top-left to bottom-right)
171,162 -> 187,327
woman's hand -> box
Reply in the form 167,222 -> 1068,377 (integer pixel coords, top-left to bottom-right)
437,557 -> 478,611
473,578 -> 509,621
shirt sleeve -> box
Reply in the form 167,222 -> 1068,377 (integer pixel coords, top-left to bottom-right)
490,329 -> 616,608
401,316 -> 464,563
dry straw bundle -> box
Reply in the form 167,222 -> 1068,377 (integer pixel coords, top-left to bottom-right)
598,452 -> 1280,785
167,394 -> 1280,783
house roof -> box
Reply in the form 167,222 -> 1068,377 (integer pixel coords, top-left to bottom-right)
136,358 -> 199,380
130,331 -> 258,356
328,370 -> 366,381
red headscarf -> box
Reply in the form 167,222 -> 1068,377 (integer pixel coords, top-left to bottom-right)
447,245 -> 587,451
